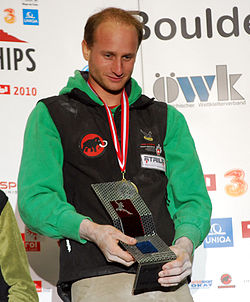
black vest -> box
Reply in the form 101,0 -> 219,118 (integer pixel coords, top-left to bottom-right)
41,86 -> 175,285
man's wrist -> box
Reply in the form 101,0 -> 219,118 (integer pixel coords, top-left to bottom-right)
79,219 -> 97,242
174,236 -> 193,256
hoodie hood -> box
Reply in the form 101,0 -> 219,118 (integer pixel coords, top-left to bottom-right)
59,70 -> 142,107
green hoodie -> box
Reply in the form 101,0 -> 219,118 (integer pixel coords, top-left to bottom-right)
18,71 -> 212,251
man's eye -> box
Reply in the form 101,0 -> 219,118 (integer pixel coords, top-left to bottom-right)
123,56 -> 132,61
105,54 -> 112,58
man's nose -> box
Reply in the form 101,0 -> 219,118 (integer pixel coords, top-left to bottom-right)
112,58 -> 123,76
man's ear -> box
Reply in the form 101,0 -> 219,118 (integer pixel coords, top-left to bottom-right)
82,40 -> 90,61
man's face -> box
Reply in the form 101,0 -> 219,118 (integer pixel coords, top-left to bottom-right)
83,21 -> 138,98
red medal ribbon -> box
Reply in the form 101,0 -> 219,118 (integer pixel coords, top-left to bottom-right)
88,80 -> 129,173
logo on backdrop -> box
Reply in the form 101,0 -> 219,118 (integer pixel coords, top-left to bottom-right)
0,84 -> 10,94
204,174 -> 216,191
242,221 -> 250,238
79,134 -> 108,158
0,29 -> 27,43
190,280 -> 212,290
4,8 -> 16,24
218,274 -> 235,288
0,84 -> 37,96
0,30 -> 36,71
0,181 -> 17,195
224,169 -> 248,197
153,65 -> 245,108
131,7 -> 249,41
204,218 -> 234,248
22,229 -> 41,252
34,281 -> 42,292
23,9 -> 39,25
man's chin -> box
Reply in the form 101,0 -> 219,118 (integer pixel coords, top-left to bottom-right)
105,87 -> 124,95
104,81 -> 129,95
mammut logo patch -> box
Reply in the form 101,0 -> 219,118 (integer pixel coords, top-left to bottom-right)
79,134 -> 108,157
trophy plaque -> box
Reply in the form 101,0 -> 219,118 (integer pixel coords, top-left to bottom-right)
91,180 -> 176,295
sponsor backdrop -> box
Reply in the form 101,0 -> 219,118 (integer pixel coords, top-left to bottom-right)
0,0 -> 249,301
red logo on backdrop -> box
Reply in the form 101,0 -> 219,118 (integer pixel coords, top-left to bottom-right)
33,281 -> 42,292
204,174 -> 216,191
0,85 -> 10,95
218,273 -> 235,288
21,231 -> 41,252
26,229 -> 38,240
0,181 -> 16,190
79,134 -> 108,157
242,221 -> 250,238
221,274 -> 232,285
0,29 -> 27,43
224,169 -> 248,197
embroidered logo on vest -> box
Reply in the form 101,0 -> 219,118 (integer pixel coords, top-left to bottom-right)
140,129 -> 154,141
141,154 -> 166,172
79,134 -> 108,157
156,144 -> 162,156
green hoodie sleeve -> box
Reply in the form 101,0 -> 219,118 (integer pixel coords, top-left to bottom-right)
164,105 -> 212,250
0,200 -> 38,302
18,102 -> 91,244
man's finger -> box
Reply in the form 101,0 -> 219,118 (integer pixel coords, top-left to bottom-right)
117,231 -> 137,246
158,269 -> 191,286
110,256 -> 135,267
109,243 -> 135,262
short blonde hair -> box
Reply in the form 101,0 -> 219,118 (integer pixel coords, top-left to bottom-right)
84,7 -> 143,48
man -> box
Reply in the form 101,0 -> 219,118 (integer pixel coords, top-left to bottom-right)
0,190 -> 38,301
18,7 -> 212,302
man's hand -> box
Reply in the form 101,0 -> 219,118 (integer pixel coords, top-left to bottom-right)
158,237 -> 193,287
79,219 -> 137,266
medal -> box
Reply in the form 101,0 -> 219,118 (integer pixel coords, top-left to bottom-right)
88,80 -> 129,180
